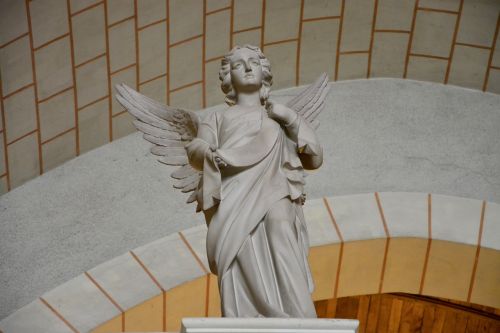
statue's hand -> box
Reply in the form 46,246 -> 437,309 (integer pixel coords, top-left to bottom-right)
209,146 -> 227,168
266,100 -> 297,126
214,155 -> 227,168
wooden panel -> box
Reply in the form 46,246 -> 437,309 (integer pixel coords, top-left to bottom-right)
315,293 -> 500,333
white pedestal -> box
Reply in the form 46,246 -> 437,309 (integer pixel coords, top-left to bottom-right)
180,318 -> 359,333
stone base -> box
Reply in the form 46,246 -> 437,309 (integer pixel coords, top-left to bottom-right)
180,317 -> 359,333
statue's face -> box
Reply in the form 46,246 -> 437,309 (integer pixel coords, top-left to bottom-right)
229,48 -> 263,93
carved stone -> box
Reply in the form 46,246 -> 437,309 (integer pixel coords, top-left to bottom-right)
117,44 -> 329,318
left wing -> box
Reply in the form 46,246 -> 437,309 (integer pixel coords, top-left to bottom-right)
115,84 -> 201,204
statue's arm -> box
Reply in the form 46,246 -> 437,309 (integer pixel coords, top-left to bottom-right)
268,102 -> 323,170
286,113 -> 323,170
185,113 -> 218,171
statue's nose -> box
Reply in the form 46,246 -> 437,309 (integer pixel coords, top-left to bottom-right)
244,62 -> 252,72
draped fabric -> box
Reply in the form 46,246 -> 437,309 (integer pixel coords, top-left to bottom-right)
185,106 -> 321,318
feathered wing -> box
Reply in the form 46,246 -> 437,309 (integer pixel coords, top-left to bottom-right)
115,84 -> 201,204
285,73 -> 329,130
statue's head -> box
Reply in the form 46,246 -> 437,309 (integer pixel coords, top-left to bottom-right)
219,45 -> 273,106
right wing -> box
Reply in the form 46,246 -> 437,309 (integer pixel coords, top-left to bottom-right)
285,73 -> 329,130
115,84 -> 201,204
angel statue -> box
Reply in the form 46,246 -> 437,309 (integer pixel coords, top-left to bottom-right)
116,44 -> 329,318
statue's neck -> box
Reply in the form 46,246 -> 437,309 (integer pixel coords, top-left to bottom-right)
236,91 -> 261,107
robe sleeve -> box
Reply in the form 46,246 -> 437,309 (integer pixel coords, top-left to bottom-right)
285,113 -> 323,170
185,111 -> 218,171
185,111 -> 222,211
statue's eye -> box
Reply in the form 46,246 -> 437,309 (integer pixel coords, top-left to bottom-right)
233,63 -> 242,69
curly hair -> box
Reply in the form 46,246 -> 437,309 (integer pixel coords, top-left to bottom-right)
219,44 -> 273,106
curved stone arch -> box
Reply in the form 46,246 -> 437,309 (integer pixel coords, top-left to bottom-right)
0,192 -> 498,333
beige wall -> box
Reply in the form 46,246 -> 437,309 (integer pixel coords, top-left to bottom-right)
0,0 -> 499,193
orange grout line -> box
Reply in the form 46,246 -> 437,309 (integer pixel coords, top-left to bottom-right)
67,0 -> 80,156
263,38 -> 298,47
0,77 -> 11,190
41,127 -> 75,145
74,52 -> 106,69
375,192 -> 390,294
374,192 -> 390,238
455,42 -> 491,50
84,272 -> 125,312
137,17 -> 167,31
333,242 -> 344,298
112,109 -> 128,118
130,250 -> 165,291
374,29 -> 410,34
205,274 -> 211,316
24,0 -> 43,174
169,80 -> 203,93
37,86 -> 73,104
410,53 -> 448,61
108,15 -> 135,29
163,291 -> 167,331
335,0 -> 345,81
110,63 -> 136,76
70,1 -> 104,17
367,0 -> 379,78
302,15 -> 341,23
202,0 -> 207,108
166,0 -> 171,104
233,26 -> 260,34
77,95 -> 108,111
39,297 -> 80,333
134,0 -> 140,92
205,55 -> 224,63
467,201 -> 487,302
444,0 -> 464,84
206,6 -> 231,16
491,65 -> 500,70
103,0 -> 113,142
417,7 -> 459,15
378,237 -> 390,293
121,313 -> 125,332
229,0 -> 234,49
322,197 -> 344,243
0,172 -> 6,178
6,129 -> 38,146
179,231 -> 209,274
0,32 -> 29,49
138,73 -> 167,86
296,0 -> 305,86
339,50 -> 369,55
2,83 -> 35,100
483,14 -> 500,92
419,193 -> 432,294
403,0 -> 420,78
169,34 -> 203,48
33,33 -> 69,51
260,0 -> 266,49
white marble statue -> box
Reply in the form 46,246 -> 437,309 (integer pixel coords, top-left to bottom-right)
116,44 -> 329,318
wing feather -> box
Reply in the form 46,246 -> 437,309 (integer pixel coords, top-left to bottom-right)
174,173 -> 201,190
115,83 -> 202,205
285,73 -> 329,128
143,134 -> 184,147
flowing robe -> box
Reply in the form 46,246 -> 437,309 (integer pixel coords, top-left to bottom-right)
185,105 -> 322,318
